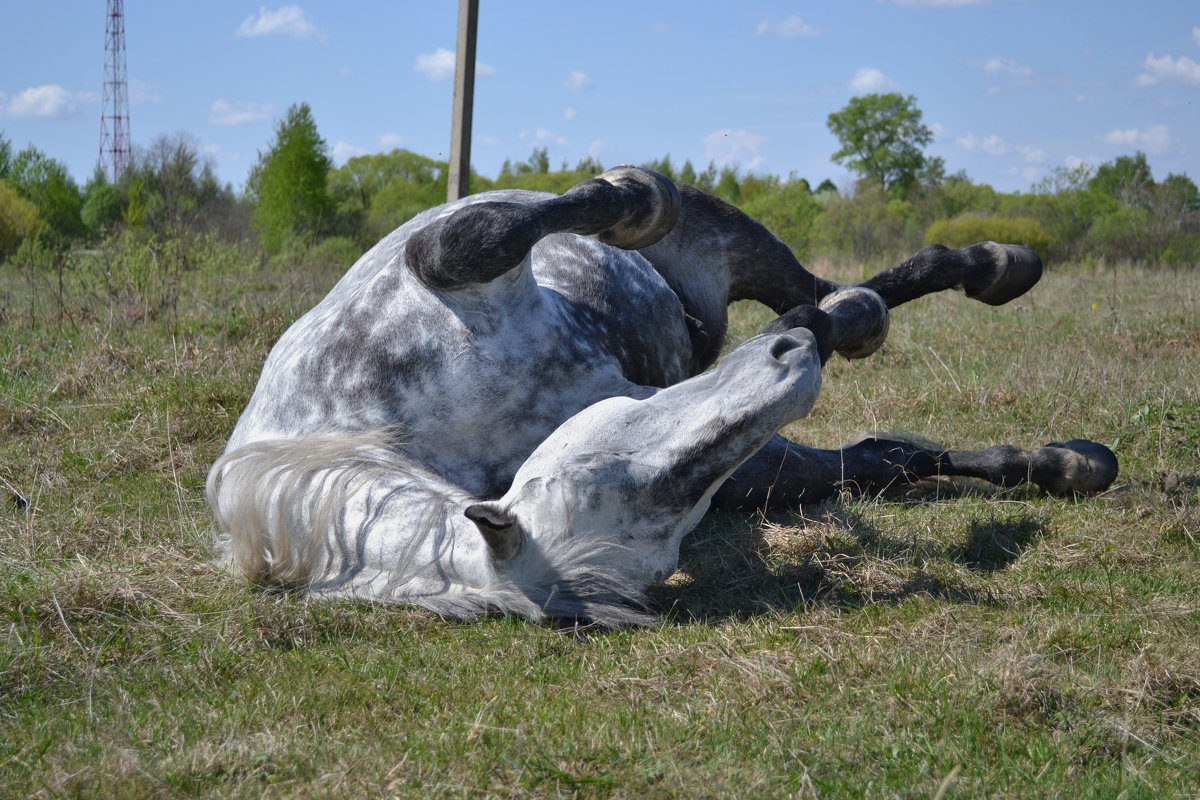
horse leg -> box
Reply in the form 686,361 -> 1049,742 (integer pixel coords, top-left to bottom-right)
713,293 -> 1117,510
713,434 -> 1119,510
639,187 -> 1042,366
404,166 -> 680,290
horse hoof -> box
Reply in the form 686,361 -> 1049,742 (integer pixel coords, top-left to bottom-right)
963,242 -> 1043,306
1030,439 -> 1118,495
818,287 -> 889,359
594,166 -> 681,250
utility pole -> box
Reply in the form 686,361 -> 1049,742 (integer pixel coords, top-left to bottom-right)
447,0 -> 478,201
100,0 -> 131,183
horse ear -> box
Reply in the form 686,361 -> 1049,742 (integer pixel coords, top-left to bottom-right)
465,502 -> 522,561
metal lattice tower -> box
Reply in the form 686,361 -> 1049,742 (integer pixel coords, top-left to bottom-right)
100,0 -> 131,183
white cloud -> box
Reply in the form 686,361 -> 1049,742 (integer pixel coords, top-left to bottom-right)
1103,128 -> 1139,146
562,71 -> 594,92
414,48 -> 496,81
332,141 -> 366,163
564,107 -> 577,120
703,129 -> 767,168
981,134 -> 1007,156
235,6 -> 324,40
415,48 -> 456,81
1135,53 -> 1200,87
756,15 -> 823,38
378,132 -> 405,149
956,132 -> 1008,156
129,78 -> 161,105
1102,124 -> 1171,154
7,84 -> 78,119
848,67 -> 898,93
980,56 -> 1032,77
209,99 -> 273,126
1016,144 -> 1045,164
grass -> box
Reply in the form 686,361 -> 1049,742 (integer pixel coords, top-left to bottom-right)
1,242 -> 1197,798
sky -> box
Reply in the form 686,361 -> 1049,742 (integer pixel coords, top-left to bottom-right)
2,1 -> 1198,195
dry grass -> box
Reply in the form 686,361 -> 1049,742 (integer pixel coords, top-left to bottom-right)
1,249 -> 1198,798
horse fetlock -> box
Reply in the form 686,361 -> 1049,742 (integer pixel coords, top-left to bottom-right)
817,286 -> 889,359
594,166 -> 681,250
962,242 -> 1043,306
1030,439 -> 1118,495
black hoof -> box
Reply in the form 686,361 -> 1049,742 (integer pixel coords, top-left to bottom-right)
817,287 -> 889,359
593,166 -> 681,250
963,242 -> 1043,306
1030,439 -> 1119,495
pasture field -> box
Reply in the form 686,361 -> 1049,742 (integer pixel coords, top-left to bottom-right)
1,242 -> 1198,799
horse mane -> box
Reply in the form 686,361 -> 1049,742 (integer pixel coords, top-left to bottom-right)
207,428 -> 653,626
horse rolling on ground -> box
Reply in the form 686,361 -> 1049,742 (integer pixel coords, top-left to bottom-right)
208,167 -> 1117,625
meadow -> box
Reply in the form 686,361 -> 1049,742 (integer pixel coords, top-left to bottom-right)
1,238 -> 1197,798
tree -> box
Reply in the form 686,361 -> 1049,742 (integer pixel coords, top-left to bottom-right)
121,133 -> 235,237
0,180 -> 44,258
5,145 -> 84,244
246,102 -> 334,252
826,93 -> 933,196
81,168 -> 125,239
0,131 -> 12,179
1161,172 -> 1200,213
1089,152 -> 1154,208
328,149 -> 447,242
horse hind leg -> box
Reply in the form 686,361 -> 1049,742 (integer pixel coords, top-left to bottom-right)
713,433 -> 1118,511
404,166 -> 680,290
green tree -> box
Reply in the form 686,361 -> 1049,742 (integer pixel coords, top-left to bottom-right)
1089,152 -> 1154,208
0,131 -> 12,179
329,149 -> 447,242
573,155 -> 605,175
1161,172 -> 1200,213
826,93 -> 933,196
246,102 -> 334,252
820,179 -> 915,266
678,159 -> 698,186
81,167 -> 126,239
739,175 -> 821,260
641,155 -> 677,182
5,145 -> 84,243
0,180 -> 45,258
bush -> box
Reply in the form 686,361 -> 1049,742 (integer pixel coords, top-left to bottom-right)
925,215 -> 1052,258
0,180 -> 45,258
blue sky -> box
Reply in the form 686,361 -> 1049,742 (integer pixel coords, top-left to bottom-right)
3,1 -> 1198,194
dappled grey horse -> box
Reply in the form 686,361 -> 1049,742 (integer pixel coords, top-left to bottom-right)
208,167 -> 1117,624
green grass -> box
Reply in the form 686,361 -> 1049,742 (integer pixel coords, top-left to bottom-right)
2,246 -> 1198,798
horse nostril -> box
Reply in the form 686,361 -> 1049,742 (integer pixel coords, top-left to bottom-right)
653,569 -> 665,583
768,334 -> 801,362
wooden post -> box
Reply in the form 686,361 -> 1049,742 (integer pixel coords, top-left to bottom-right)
447,0 -> 479,202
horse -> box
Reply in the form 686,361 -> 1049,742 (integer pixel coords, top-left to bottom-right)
208,166 -> 1117,625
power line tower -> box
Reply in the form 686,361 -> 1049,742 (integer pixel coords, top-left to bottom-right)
100,0 -> 131,183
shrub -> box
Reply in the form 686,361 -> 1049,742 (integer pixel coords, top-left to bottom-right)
925,215 -> 1052,258
0,180 -> 45,258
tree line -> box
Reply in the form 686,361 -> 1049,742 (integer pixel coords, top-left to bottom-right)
2,94 -> 1198,270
